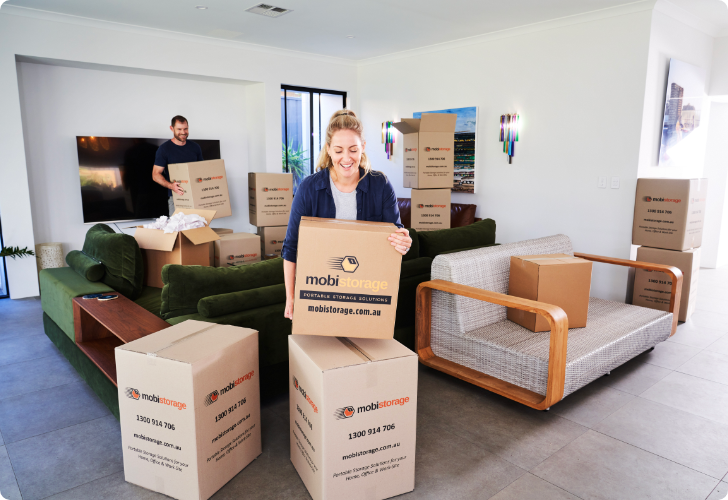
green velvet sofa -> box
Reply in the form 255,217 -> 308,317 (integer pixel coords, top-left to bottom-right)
39,219 -> 497,418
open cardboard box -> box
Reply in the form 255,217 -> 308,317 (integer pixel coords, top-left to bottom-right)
132,209 -> 220,288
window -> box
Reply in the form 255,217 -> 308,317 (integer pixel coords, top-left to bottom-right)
281,85 -> 347,191
0,217 -> 9,299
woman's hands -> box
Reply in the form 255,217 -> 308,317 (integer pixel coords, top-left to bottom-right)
388,227 -> 413,256
283,259 -> 296,320
284,294 -> 294,320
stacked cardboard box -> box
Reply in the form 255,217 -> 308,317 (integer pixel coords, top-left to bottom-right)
289,217 -> 417,500
393,114 -> 456,231
631,178 -> 708,322
248,172 -> 292,259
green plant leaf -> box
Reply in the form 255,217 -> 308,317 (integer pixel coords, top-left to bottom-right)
0,246 -> 36,260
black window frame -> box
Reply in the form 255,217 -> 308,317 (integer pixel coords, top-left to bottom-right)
281,85 -> 347,176
0,217 -> 10,299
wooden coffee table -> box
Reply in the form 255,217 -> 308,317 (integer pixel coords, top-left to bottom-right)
73,294 -> 169,386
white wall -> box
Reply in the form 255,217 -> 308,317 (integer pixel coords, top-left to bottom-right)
702,102 -> 728,268
15,61 -> 261,254
358,9 -> 654,301
0,6 -> 357,298
710,36 -> 728,96
637,7 -> 715,180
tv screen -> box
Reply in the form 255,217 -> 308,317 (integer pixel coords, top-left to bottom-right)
76,137 -> 221,223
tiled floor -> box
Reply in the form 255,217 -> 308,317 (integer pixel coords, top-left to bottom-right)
1,268 -> 728,499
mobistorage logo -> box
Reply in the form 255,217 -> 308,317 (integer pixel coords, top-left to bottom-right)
333,397 -> 410,419
425,147 -> 450,152
417,204 -> 446,208
196,176 -> 223,183
644,196 -> 681,203
293,376 -> 318,413
125,387 -> 187,410
262,187 -> 290,192
204,370 -> 255,407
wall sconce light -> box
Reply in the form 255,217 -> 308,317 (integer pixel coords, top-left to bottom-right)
382,121 -> 395,159
499,114 -> 519,164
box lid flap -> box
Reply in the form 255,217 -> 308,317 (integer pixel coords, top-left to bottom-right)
392,119 -> 420,134
117,320 -> 256,364
301,216 -> 395,234
514,253 -> 588,266
181,226 -> 220,245
419,113 -> 457,132
344,337 -> 416,362
219,232 -> 259,241
133,227 -> 178,252
290,336 -> 369,371
172,208 -> 217,225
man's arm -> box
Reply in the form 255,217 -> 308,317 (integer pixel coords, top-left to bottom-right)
152,165 -> 184,195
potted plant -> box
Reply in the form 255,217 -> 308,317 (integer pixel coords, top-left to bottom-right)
282,142 -> 310,191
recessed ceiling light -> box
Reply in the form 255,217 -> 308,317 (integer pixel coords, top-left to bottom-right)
347,35 -> 355,38
196,5 -> 208,9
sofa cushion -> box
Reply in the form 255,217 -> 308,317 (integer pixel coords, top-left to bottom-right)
82,224 -> 144,299
133,286 -> 163,318
199,283 -> 286,318
439,243 -> 499,255
66,250 -> 105,282
451,204 -> 477,227
418,218 -> 496,258
39,267 -> 114,341
400,256 -> 432,279
403,227 -> 420,262
161,258 -> 285,319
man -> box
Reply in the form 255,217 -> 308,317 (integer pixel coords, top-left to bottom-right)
152,115 -> 203,215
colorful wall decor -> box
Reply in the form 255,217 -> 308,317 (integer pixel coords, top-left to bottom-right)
414,106 -> 477,193
382,121 -> 395,159
500,113 -> 519,164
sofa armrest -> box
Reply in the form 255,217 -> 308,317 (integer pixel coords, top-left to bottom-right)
416,279 -> 569,410
198,283 -> 286,318
574,252 -> 683,336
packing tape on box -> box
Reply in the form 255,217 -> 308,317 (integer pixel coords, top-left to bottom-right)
155,476 -> 164,494
146,324 -> 219,357
337,337 -> 373,362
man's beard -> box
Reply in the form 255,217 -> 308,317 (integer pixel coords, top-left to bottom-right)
174,133 -> 188,142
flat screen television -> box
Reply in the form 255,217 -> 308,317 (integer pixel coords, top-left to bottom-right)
76,137 -> 221,223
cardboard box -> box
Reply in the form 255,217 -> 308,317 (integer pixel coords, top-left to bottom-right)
292,217 -> 402,339
116,320 -> 261,500
410,189 -> 451,232
256,225 -> 287,258
209,228 -> 234,265
169,160 -> 232,219
214,233 -> 261,268
248,173 -> 293,226
507,254 -> 593,332
289,335 -> 417,500
133,209 -> 219,288
392,113 -> 456,189
632,178 -> 708,251
633,246 -> 700,322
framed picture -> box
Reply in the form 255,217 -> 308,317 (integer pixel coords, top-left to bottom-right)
414,106 -> 477,193
659,59 -> 708,167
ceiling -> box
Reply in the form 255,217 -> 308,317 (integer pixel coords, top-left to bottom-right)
5,0 -> 728,60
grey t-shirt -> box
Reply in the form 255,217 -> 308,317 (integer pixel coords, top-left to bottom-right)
330,177 -> 357,220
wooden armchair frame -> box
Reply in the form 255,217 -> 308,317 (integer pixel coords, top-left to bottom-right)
415,253 -> 683,410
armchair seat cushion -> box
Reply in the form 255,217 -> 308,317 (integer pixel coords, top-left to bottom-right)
432,298 -> 672,398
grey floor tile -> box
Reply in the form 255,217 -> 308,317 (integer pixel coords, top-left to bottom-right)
490,473 -> 579,500
0,380 -> 110,443
0,426 -> 3,446
399,418 -> 525,500
695,296 -> 728,315
0,333 -> 59,367
418,367 -> 588,471
44,471 -> 166,500
594,398 -> 728,479
677,350 -> 728,386
551,382 -> 635,428
642,372 -> 728,426
707,481 -> 728,500
709,334 -> 728,357
669,322 -> 728,349
685,310 -> 728,331
6,415 -> 122,500
634,340 -> 700,370
0,445 -> 21,500
1,316 -> 45,341
0,351 -> 81,400
532,430 -> 718,500
601,357 -> 672,395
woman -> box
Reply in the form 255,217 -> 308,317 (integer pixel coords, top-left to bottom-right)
281,109 -> 412,319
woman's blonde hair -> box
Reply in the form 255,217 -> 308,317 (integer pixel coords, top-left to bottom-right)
315,109 -> 372,181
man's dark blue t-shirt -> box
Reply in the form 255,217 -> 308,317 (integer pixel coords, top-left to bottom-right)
154,140 -> 203,196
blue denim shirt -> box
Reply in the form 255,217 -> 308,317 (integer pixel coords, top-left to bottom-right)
281,167 -> 402,263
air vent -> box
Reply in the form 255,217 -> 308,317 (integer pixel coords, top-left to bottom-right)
245,3 -> 292,18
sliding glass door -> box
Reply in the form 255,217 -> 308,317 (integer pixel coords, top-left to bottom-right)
281,85 -> 347,191
0,217 -> 9,299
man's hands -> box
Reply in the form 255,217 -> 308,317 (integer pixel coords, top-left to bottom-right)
171,182 -> 184,196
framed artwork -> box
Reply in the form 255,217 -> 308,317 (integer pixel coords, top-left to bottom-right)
414,106 -> 477,193
659,59 -> 708,167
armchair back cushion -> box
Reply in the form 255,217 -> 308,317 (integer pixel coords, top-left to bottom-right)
161,257 -> 284,319
431,234 -> 573,335
82,224 -> 144,299
418,218 -> 497,258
